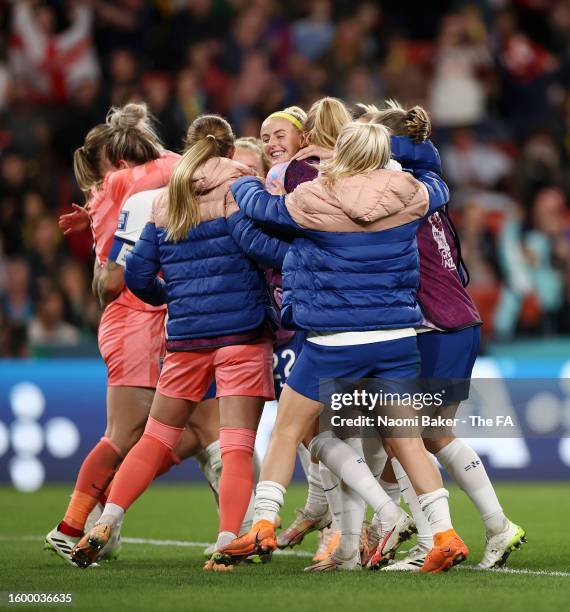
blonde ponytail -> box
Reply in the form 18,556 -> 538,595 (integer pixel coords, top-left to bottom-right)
73,123 -> 113,199
166,139 -> 216,241
353,102 -> 380,123
165,114 -> 235,242
305,97 -> 352,150
321,122 -> 392,187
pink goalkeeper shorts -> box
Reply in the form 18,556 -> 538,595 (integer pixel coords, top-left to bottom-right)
98,303 -> 166,388
157,337 -> 275,402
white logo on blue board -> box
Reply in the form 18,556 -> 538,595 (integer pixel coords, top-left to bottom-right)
0,383 -> 80,492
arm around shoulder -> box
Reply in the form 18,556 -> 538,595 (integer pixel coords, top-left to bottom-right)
124,222 -> 167,306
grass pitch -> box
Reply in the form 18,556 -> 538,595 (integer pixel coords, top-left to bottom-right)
0,482 -> 568,612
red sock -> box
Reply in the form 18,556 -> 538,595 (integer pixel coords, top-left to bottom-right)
108,417 -> 183,512
62,437 -> 122,532
219,428 -> 256,536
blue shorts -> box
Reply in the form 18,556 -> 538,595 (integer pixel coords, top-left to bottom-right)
286,335 -> 420,402
202,382 -> 217,401
273,332 -> 305,400
417,326 -> 480,403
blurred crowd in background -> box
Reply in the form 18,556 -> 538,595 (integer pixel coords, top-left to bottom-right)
1,0 -> 570,357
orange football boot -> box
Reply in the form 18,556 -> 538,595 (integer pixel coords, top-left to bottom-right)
420,529 -> 469,574
71,523 -> 111,569
218,519 -> 277,561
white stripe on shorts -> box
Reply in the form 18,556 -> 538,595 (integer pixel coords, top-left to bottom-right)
306,328 -> 416,347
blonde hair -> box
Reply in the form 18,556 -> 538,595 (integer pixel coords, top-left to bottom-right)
353,102 -> 380,123
73,123 -> 113,199
304,97 -> 352,150
265,106 -> 307,131
372,99 -> 431,143
321,122 -> 391,186
166,115 -> 234,242
235,137 -> 270,175
105,103 -> 163,167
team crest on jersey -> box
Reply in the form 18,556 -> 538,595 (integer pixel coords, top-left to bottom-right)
117,210 -> 130,231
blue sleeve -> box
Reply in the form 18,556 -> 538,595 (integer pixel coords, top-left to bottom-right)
227,210 -> 290,270
230,176 -> 305,236
391,136 -> 442,175
124,222 -> 167,306
414,168 -> 450,214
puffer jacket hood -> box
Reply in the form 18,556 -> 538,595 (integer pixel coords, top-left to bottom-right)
329,169 -> 425,224
285,168 -> 428,233
191,157 -> 249,193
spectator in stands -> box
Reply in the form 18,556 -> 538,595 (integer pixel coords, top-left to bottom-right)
442,127 -> 513,201
28,286 -> 80,349
429,7 -> 492,128
10,0 -> 100,103
293,0 -> 334,61
1,258 -> 34,326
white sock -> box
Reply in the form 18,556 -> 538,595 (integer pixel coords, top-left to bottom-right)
392,458 -> 432,551
361,436 -> 388,479
215,530 -> 236,550
205,440 -> 222,475
253,481 -> 286,524
418,488 -> 453,534
336,480 -> 366,560
436,439 -> 506,536
252,450 -> 261,483
297,444 -> 311,477
98,502 -> 125,529
305,462 -> 328,517
319,463 -> 341,532
379,478 -> 401,505
309,433 -> 399,524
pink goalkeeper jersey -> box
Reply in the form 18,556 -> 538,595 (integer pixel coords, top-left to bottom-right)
88,152 -> 180,312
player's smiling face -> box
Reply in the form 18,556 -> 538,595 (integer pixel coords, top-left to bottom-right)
261,118 -> 303,167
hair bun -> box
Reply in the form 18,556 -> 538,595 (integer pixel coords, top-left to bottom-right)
106,103 -> 149,131
405,106 -> 431,143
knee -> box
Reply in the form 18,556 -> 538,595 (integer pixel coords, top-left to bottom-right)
423,436 -> 454,455
385,436 -> 425,455
307,431 -> 334,462
104,426 -> 143,457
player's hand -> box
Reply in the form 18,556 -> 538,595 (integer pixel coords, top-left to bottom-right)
268,179 -> 287,195
58,204 -> 89,235
292,145 -> 333,161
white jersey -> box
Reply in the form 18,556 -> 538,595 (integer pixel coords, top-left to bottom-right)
109,188 -> 165,267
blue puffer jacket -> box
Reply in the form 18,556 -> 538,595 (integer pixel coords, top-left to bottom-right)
124,157 -> 290,342
230,149 -> 449,332
390,136 -> 442,175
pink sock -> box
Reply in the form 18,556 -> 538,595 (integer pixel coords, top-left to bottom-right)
219,427 -> 256,536
108,417 -> 183,512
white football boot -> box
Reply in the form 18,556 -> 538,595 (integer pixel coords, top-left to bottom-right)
381,544 -> 427,572
478,520 -> 526,569
45,526 -> 81,566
